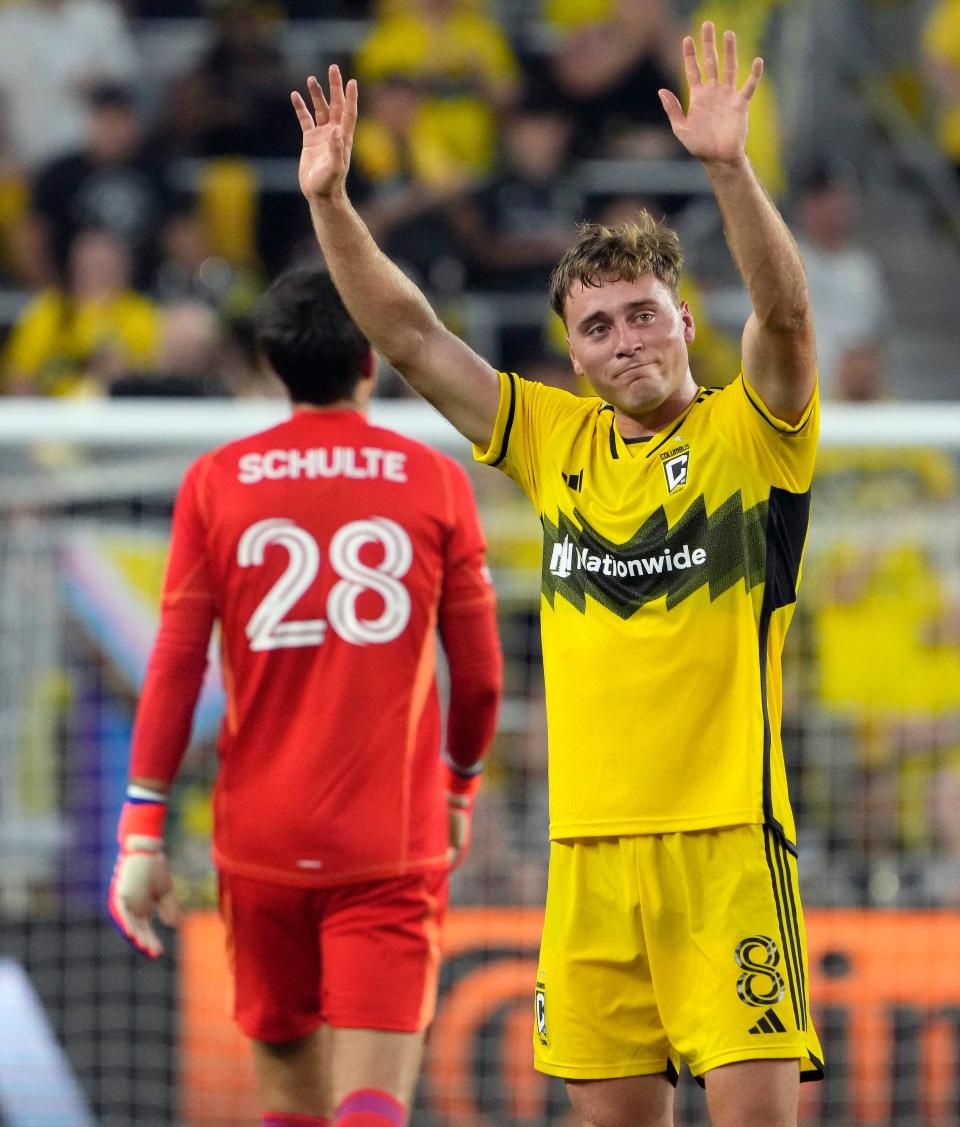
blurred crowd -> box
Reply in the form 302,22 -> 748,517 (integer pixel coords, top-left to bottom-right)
1,0 -> 956,404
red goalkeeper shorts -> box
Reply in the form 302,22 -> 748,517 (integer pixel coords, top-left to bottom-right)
219,868 -> 448,1043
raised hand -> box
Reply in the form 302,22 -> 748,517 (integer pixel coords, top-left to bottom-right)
291,66 -> 358,202
658,21 -> 762,166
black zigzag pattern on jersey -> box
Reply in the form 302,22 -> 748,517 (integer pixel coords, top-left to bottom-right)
541,491 -> 768,616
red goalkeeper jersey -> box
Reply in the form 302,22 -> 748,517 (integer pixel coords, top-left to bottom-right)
130,408 -> 499,886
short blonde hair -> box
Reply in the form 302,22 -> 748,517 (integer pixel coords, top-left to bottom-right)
548,211 -> 684,322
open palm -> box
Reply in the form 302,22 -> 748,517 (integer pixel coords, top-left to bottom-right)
659,22 -> 762,165
291,66 -> 358,201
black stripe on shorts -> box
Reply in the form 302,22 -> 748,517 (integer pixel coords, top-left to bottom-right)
763,826 -> 808,1032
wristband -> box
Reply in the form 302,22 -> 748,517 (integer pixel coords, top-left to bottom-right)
445,763 -> 482,807
117,787 -> 168,850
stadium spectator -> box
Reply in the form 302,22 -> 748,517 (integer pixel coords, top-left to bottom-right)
296,20 -> 823,1125
28,83 -> 176,290
153,0 -> 303,275
445,89 -> 584,292
1,227 -> 160,396
0,92 -> 31,288
153,208 -> 261,321
108,300 -> 234,397
536,0 -> 682,160
352,73 -> 466,198
347,73 -> 466,287
923,0 -> 960,179
792,163 -> 892,400
107,268 -> 502,1127
353,0 -> 520,183
157,0 -> 297,160
0,0 -> 139,172
833,342 -> 886,404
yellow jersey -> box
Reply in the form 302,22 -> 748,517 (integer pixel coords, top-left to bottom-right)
476,371 -> 819,846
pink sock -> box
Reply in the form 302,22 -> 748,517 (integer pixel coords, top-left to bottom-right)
332,1088 -> 406,1126
262,1114 -> 329,1126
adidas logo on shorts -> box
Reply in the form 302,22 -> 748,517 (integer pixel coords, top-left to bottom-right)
748,1008 -> 787,1034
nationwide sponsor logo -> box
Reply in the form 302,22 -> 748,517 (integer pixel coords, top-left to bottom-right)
238,446 -> 408,485
541,491 -> 769,616
549,536 -> 575,579
549,537 -> 706,580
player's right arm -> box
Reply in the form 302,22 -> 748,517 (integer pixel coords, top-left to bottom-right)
109,459 -> 217,957
292,67 -> 501,450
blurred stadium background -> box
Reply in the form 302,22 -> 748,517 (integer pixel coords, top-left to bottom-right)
1,0 -> 960,1124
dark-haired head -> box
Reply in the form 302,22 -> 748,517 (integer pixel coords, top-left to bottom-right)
253,269 -> 373,406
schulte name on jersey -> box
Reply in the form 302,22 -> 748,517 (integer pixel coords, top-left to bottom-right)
237,447 -> 408,485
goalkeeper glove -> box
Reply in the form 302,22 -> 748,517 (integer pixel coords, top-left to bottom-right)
108,787 -> 180,958
445,764 -> 482,871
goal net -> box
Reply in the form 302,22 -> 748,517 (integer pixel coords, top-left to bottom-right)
1,396 -> 959,1126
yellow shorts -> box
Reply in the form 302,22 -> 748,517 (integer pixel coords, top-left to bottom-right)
533,825 -> 824,1083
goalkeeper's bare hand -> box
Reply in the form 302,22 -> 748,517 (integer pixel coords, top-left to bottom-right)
292,66 -> 358,203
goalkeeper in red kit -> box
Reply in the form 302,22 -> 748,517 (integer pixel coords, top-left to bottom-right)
107,269 -> 502,1127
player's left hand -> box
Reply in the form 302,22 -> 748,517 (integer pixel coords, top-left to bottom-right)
108,795 -> 179,958
109,846 -> 180,959
446,792 -> 474,870
658,21 -> 762,166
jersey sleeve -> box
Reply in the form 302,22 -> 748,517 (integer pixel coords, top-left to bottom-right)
473,370 -> 585,509
437,455 -> 496,614
440,601 -> 502,779
708,372 -> 820,493
437,456 -> 502,777
128,457 -> 218,784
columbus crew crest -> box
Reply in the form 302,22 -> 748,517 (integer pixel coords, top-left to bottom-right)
535,981 -> 548,1044
661,447 -> 690,494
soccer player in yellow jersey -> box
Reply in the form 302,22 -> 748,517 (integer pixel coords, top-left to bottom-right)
293,20 -> 823,1127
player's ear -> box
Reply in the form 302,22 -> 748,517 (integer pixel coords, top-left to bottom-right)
361,347 -> 377,383
568,343 -> 585,379
680,300 -> 696,344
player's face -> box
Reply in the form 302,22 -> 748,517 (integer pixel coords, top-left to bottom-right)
564,274 -> 697,434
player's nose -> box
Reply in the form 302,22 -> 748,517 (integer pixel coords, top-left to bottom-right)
614,321 -> 644,356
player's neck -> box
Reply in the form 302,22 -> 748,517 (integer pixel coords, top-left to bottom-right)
614,380 -> 698,440
292,397 -> 367,416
